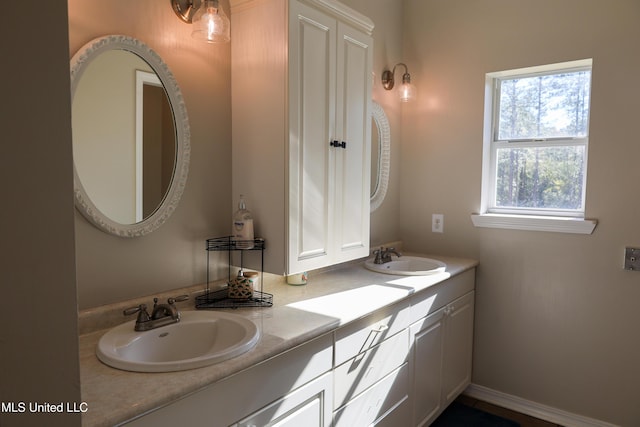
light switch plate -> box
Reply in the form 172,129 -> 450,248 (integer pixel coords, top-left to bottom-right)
624,247 -> 640,271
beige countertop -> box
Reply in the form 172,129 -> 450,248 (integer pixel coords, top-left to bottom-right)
79,254 -> 477,426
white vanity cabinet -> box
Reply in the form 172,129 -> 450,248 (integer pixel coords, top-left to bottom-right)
230,0 -> 373,275
116,267 -> 477,427
409,269 -> 475,426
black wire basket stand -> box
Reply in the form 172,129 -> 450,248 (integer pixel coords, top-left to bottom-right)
195,236 -> 273,309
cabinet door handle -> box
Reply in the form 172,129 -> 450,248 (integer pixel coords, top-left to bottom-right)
330,140 -> 347,149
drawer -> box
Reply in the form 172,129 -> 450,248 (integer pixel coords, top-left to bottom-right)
334,328 -> 409,408
333,363 -> 408,427
410,268 -> 475,324
235,372 -> 332,427
372,397 -> 410,427
334,298 -> 410,366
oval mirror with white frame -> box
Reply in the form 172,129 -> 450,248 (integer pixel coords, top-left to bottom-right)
370,101 -> 390,212
71,35 -> 190,237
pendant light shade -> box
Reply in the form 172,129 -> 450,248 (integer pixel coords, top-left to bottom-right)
397,71 -> 416,103
172,0 -> 231,43
191,0 -> 230,43
382,63 -> 416,103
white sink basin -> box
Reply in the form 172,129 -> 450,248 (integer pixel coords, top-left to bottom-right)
364,256 -> 446,276
96,311 -> 260,372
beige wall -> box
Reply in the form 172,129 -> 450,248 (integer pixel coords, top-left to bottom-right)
69,0 -> 233,308
0,1 -> 81,426
402,0 -> 640,425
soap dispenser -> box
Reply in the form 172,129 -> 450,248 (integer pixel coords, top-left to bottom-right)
233,195 -> 254,249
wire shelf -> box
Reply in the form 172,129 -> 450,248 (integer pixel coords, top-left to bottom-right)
195,288 -> 273,309
197,235 -> 272,310
206,236 -> 266,252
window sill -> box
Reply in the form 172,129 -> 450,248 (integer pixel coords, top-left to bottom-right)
470,213 -> 597,234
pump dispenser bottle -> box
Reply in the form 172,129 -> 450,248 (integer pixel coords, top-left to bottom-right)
233,195 -> 254,249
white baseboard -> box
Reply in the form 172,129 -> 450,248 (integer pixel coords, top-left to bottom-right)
464,384 -> 619,427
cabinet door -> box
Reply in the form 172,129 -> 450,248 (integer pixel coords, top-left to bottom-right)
236,372 -> 332,427
410,306 -> 446,427
442,291 -> 475,405
288,0 -> 336,273
333,21 -> 372,263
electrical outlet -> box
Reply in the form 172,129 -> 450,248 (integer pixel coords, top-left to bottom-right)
432,214 -> 444,233
624,247 -> 640,271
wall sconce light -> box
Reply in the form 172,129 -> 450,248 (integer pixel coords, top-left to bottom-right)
381,63 -> 416,102
172,0 -> 231,43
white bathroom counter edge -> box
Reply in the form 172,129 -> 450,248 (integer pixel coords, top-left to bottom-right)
79,255 -> 477,427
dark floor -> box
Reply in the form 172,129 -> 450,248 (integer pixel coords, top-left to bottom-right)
455,395 -> 564,427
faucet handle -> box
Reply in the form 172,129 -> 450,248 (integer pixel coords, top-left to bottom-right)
123,304 -> 150,323
373,247 -> 384,264
168,294 -> 189,305
123,303 -> 147,316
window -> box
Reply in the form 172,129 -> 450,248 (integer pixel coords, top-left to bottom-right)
473,59 -> 597,234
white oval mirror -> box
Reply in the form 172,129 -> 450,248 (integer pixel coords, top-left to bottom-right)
370,101 -> 390,212
70,35 -> 190,237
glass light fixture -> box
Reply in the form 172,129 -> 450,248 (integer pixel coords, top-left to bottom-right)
382,63 -> 416,102
171,0 -> 230,43
191,0 -> 230,43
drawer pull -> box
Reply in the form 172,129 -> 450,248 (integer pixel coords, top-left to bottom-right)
372,324 -> 389,333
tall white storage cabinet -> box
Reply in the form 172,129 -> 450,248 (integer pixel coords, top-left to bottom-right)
230,0 -> 373,275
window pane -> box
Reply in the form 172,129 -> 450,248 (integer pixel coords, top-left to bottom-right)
497,70 -> 591,140
495,145 -> 585,210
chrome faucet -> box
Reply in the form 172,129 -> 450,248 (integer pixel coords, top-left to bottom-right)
123,295 -> 189,331
373,246 -> 402,264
